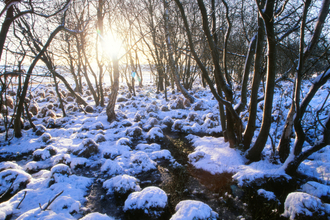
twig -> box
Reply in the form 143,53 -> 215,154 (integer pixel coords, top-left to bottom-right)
16,191 -> 27,209
0,175 -> 18,199
41,190 -> 64,211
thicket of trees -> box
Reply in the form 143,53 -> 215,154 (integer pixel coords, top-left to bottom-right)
0,0 -> 329,175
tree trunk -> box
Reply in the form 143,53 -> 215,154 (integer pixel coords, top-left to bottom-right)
235,33 -> 257,114
0,3 -> 14,62
164,0 -> 195,104
15,26 -> 65,137
106,57 -> 119,122
246,0 -> 276,161
243,15 -> 265,150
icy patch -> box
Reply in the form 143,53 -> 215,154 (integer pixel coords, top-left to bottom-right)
170,200 -> 218,220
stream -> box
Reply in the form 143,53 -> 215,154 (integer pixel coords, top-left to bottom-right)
83,131 -> 253,220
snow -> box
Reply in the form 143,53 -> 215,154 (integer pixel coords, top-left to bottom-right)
0,75 -> 329,219
282,192 -> 327,219
257,189 -> 277,201
170,200 -> 218,220
300,181 -> 330,198
102,174 -> 141,195
123,186 -> 167,211
80,212 -> 114,220
187,135 -> 245,174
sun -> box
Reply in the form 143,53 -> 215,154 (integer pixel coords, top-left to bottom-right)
99,31 -> 124,58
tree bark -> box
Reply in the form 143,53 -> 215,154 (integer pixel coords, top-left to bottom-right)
0,2 -> 14,62
163,0 -> 195,104
106,57 -> 119,122
243,15 -> 265,150
246,0 -> 276,161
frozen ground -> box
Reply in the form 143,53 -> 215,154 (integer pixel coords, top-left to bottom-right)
0,75 -> 330,219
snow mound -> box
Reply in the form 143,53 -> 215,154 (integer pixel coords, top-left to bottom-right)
129,151 -> 157,174
282,192 -> 327,219
50,164 -> 71,176
170,200 -> 218,220
80,212 -> 115,220
103,174 -> 141,195
188,136 -> 244,174
0,169 -> 31,195
0,161 -> 21,171
257,189 -> 277,201
135,143 -> 161,153
150,150 -> 173,160
146,127 -> 164,141
101,159 -> 124,176
300,181 -> 330,198
124,186 -> 167,211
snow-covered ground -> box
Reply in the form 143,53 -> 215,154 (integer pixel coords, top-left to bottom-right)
0,74 -> 329,219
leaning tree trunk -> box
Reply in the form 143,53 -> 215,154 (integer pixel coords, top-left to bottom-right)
15,26 -> 65,137
106,57 -> 119,122
0,3 -> 14,62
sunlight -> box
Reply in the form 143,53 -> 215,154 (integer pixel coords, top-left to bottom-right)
98,30 -> 124,58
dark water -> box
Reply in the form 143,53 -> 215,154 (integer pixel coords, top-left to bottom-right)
83,132 -> 252,220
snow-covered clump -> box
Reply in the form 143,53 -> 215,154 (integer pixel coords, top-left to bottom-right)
103,174 -> 141,195
101,159 -> 124,176
116,137 -> 132,146
257,189 -> 277,201
69,138 -> 99,158
135,143 -> 161,153
188,135 -> 244,174
125,126 -> 142,138
124,186 -> 167,217
143,117 -> 159,131
33,146 -> 57,161
0,169 -> 31,195
48,195 -> 81,215
150,150 -> 173,160
50,164 -> 71,176
25,161 -> 45,173
161,116 -> 174,128
300,181 -> 330,199
80,212 -> 115,220
282,192 -> 327,220
69,157 -> 89,169
0,161 -> 20,172
146,127 -> 164,141
170,200 -> 218,220
129,151 -> 157,174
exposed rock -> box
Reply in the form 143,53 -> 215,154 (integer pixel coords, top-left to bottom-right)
85,105 -> 94,113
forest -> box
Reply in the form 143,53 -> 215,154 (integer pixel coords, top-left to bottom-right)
0,0 -> 330,219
